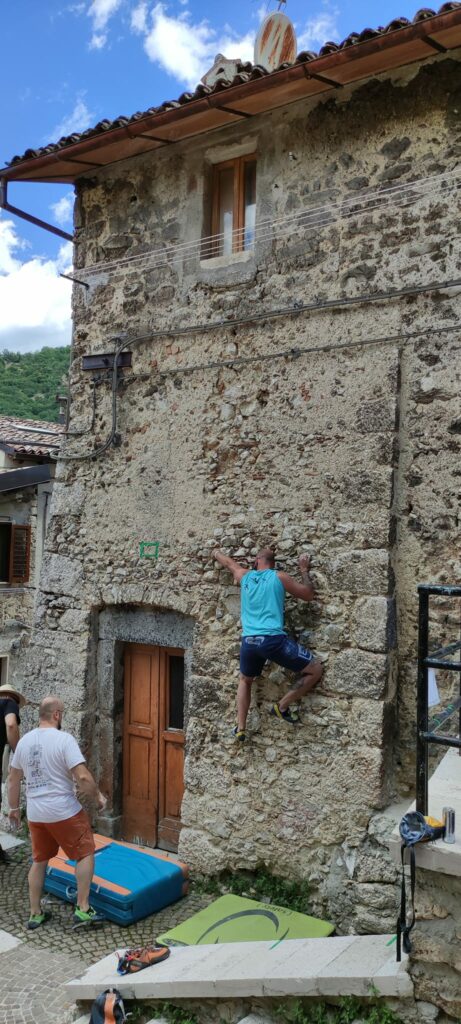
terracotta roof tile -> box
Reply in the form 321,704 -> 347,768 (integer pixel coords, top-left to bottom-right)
0,415 -> 64,459
6,3 -> 461,168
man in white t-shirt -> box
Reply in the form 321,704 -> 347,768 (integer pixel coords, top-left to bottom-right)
9,695 -> 107,930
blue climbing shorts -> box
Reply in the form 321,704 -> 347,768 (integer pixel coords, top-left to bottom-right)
240,634 -> 314,678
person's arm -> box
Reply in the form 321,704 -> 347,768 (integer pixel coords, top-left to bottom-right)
8,766 -> 23,829
5,713 -> 20,753
278,553 -> 315,602
213,548 -> 249,584
71,762 -> 107,811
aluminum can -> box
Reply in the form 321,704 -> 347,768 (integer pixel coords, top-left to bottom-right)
442,806 -> 456,844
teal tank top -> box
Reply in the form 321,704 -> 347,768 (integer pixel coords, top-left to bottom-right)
241,569 -> 285,637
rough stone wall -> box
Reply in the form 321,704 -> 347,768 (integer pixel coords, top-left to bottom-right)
13,53 -> 461,939
409,865 -> 461,1021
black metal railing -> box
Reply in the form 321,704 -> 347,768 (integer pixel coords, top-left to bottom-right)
416,583 -> 461,814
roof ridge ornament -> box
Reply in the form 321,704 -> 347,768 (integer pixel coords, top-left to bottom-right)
201,54 -> 244,88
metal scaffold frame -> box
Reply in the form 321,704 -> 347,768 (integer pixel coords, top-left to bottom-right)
416,584 -> 461,814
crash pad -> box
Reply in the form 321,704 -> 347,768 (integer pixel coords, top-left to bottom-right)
44,834 -> 188,925
157,893 -> 334,946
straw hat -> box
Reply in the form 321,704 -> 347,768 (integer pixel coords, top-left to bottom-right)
0,683 -> 26,708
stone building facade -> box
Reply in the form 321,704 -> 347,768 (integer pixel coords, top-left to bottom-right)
0,417 -> 62,685
0,416 -> 62,808
3,8 -> 461,944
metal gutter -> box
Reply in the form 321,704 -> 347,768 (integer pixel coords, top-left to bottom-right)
0,179 -> 73,242
0,422 -> 63,437
0,465 -> 53,493
0,438 -> 60,449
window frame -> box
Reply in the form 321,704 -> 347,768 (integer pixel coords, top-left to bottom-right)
210,153 -> 257,258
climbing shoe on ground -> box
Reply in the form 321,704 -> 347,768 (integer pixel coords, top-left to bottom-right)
270,702 -> 300,725
73,905 -> 106,925
27,911 -> 51,930
232,726 -> 246,742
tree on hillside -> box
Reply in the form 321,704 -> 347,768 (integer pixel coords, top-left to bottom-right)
0,346 -> 70,422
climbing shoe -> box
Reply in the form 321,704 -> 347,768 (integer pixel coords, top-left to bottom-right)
73,905 -> 105,926
270,702 -> 300,725
27,911 -> 51,930
232,726 -> 246,742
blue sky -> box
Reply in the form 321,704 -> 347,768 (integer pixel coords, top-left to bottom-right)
0,0 -> 431,352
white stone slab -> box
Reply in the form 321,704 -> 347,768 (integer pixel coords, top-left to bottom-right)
316,933 -> 412,997
0,928 -> 22,952
388,748 -> 461,877
263,936 -> 356,997
0,827 -> 24,850
66,935 -> 412,1001
237,1016 -> 274,1024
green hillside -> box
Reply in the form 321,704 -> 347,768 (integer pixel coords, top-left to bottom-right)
0,346 -> 70,422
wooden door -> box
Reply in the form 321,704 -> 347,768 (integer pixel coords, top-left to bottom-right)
122,643 -> 185,851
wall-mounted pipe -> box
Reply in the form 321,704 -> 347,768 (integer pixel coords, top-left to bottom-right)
0,177 -> 73,242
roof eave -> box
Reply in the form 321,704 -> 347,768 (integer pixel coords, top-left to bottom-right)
2,6 -> 461,184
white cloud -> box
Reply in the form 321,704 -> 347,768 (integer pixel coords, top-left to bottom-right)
90,31 -> 107,48
0,220 -> 24,275
131,1 -> 148,33
298,7 -> 340,51
87,0 -> 122,47
88,0 -> 121,30
51,96 -> 95,139
50,193 -> 74,227
0,219 -> 72,354
137,4 -> 254,89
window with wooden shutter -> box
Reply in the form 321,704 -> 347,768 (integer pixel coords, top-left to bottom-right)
206,154 -> 257,259
0,524 -> 11,583
9,525 -> 31,584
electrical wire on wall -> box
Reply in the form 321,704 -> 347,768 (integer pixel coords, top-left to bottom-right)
54,269 -> 461,462
67,168 -> 461,283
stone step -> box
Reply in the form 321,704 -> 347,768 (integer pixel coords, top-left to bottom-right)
0,928 -> 22,953
0,827 -> 25,851
67,934 -> 413,1002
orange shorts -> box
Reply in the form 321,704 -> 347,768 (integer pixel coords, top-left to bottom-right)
29,809 -> 95,863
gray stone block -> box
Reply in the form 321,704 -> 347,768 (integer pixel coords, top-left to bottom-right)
330,550 -> 389,595
40,554 -> 84,597
330,649 -> 388,698
351,596 -> 394,653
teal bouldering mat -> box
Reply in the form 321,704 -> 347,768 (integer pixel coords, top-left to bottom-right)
157,894 -> 334,946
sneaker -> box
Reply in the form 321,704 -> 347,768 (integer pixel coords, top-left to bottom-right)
73,905 -> 105,925
232,726 -> 246,742
270,702 -> 300,725
27,911 -> 51,931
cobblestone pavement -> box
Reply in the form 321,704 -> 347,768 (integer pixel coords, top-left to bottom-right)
0,842 -> 213,1023
0,945 -> 88,1024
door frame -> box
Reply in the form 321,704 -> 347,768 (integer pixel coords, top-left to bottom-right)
96,606 -> 194,840
122,641 -> 186,849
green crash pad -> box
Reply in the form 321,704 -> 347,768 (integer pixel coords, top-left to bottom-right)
157,894 -> 334,946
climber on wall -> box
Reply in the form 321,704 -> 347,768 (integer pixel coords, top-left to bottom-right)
213,547 -> 323,742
